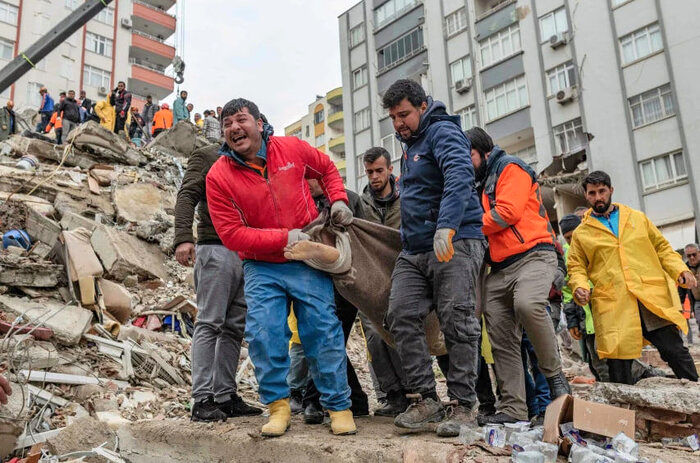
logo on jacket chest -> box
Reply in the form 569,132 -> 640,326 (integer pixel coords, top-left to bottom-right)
278,161 -> 295,172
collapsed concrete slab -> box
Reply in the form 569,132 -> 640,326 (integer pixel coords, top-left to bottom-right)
146,121 -> 212,158
66,121 -> 146,166
59,211 -> 98,232
0,295 -> 93,345
91,225 -> 167,281
25,206 -> 61,246
0,191 -> 54,216
99,278 -> 133,323
0,253 -> 63,288
4,135 -> 96,169
113,182 -> 174,223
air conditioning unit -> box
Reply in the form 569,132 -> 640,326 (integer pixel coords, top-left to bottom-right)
549,32 -> 568,49
455,78 -> 472,94
556,86 -> 576,104
98,86 -> 108,96
121,18 -> 132,29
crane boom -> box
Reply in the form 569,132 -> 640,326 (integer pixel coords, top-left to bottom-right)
0,0 -> 114,95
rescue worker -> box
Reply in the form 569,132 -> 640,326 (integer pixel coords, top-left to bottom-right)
141,95 -> 157,142
152,103 -> 173,137
0,101 -> 17,142
45,109 -> 63,144
94,95 -> 116,132
384,80 -> 486,436
206,98 -> 356,437
466,126 -> 569,425
568,170 -> 699,384
359,146 -> 408,417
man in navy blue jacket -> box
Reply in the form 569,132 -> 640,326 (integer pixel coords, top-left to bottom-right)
384,79 -> 486,436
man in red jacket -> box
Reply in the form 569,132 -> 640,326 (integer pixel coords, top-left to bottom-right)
206,98 -> 356,437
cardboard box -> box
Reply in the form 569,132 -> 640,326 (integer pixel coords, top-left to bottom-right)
543,395 -> 636,445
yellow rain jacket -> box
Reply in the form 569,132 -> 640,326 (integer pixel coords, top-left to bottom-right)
94,98 -> 115,132
567,203 -> 689,359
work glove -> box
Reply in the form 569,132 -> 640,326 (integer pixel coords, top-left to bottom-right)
433,228 -> 456,263
330,201 -> 353,226
287,229 -> 310,246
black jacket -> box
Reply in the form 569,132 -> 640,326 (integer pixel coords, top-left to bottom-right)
57,97 -> 81,123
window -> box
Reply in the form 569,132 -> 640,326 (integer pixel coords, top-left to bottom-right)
377,27 -> 424,72
314,109 -> 324,124
457,106 -> 477,131
539,7 -> 568,41
352,67 -> 368,90
26,82 -> 44,108
83,64 -> 110,88
315,133 -> 325,147
0,37 -> 13,60
479,24 -> 521,68
381,134 -> 404,162
484,75 -> 528,121
60,57 -> 74,79
374,0 -> 417,29
349,23 -> 365,48
85,32 -> 113,57
553,118 -> 586,155
640,152 -> 687,192
445,8 -> 467,36
620,23 -> 662,65
94,7 -> 114,25
0,1 -> 18,25
546,61 -> 576,96
628,84 -> 674,128
65,0 -> 80,10
450,56 -> 472,85
354,108 -> 370,132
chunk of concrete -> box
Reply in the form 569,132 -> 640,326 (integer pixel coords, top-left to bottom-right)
113,183 -> 173,223
59,211 -> 97,232
146,120 -> 212,158
593,376 -> 700,414
0,254 -> 62,288
25,207 -> 60,246
62,228 -> 103,282
90,225 -> 167,281
98,278 -> 133,324
0,191 -> 54,216
0,295 -> 93,345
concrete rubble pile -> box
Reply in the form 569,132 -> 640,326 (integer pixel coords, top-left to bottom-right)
0,122 -> 258,461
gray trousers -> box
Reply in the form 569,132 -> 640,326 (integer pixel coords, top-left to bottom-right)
191,244 -> 247,403
584,334 -> 610,382
359,312 -> 406,395
483,250 -> 562,420
387,239 -> 485,406
62,119 -> 78,140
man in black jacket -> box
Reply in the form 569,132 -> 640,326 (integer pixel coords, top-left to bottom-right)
113,81 -> 131,134
79,90 -> 92,122
56,90 -> 81,138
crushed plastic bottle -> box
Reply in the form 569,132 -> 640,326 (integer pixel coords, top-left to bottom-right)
512,450 -> 545,463
483,425 -> 506,448
611,432 -> 638,458
507,431 -> 536,448
613,452 -> 637,463
458,425 -> 483,445
686,434 -> 699,451
569,444 -> 614,463
523,441 -> 558,463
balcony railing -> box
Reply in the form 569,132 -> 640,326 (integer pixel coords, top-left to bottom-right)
129,57 -> 167,73
132,29 -> 168,44
134,0 -> 175,16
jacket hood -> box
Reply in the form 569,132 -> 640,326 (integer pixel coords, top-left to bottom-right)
398,97 -> 461,144
485,145 -> 506,173
219,121 -> 275,166
362,174 -> 398,206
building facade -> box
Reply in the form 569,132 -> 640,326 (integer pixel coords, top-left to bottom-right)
284,87 -> 347,182
339,0 -> 700,248
0,0 -> 176,112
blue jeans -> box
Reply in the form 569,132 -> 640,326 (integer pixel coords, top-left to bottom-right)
521,332 -> 551,417
243,260 -> 350,411
36,111 -> 51,132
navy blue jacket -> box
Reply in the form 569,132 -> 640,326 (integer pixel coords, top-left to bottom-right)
398,98 -> 483,254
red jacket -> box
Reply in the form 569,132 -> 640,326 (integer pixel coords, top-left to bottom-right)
206,136 -> 348,262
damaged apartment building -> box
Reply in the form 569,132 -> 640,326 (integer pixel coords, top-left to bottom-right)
338,0 -> 700,249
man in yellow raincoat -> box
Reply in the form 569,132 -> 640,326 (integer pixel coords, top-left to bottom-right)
568,170 -> 698,384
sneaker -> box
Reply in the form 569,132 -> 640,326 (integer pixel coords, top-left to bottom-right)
191,396 -> 227,422
477,411 -> 520,426
394,396 -> 446,430
217,394 -> 263,417
303,401 -> 325,425
436,403 -> 478,437
290,389 -> 304,415
374,390 -> 409,418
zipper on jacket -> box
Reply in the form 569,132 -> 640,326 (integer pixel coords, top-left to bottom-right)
266,178 -> 282,228
510,225 -> 525,244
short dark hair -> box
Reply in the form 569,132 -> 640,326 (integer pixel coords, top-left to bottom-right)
203,110 -> 210,116
146,95 -> 152,99
582,170 -> 612,192
465,127 -> 494,157
382,79 -> 427,109
59,91 -> 66,96
363,147 -> 391,167
117,81 -> 125,86
221,98 -> 261,120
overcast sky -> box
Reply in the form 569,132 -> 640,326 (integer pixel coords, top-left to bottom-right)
171,0 -> 358,131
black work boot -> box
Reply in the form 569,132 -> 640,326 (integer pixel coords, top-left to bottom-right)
477,411 -> 520,426
374,390 -> 410,418
290,389 -> 304,415
191,396 -> 227,422
545,371 -> 571,399
217,394 -> 263,417
303,401 -> 325,424
436,402 -> 478,437
394,394 -> 446,431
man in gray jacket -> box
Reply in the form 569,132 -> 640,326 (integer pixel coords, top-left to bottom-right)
140,95 -> 156,142
174,144 -> 262,421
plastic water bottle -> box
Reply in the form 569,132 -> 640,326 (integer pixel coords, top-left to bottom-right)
512,450 -> 545,463
483,425 -> 506,448
611,432 -> 638,458
458,425 -> 482,445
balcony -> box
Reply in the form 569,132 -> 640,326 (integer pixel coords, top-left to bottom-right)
133,1 -> 176,40
328,135 -> 345,155
137,0 -> 176,12
129,62 -> 174,100
130,31 -> 175,68
326,87 -> 342,106
327,110 -> 343,130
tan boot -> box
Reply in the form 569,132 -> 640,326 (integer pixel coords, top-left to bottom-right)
261,398 -> 291,437
329,409 -> 356,435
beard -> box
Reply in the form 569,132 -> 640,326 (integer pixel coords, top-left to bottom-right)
592,198 -> 612,214
474,156 -> 488,183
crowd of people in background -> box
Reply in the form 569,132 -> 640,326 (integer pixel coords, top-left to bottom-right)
22,85 -> 223,146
